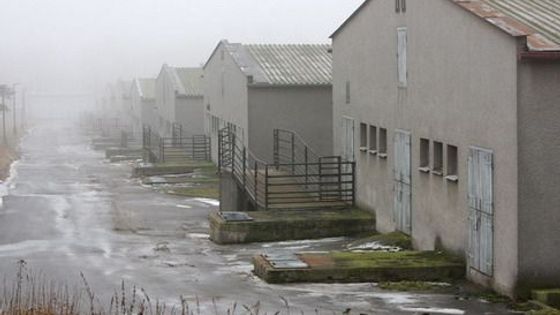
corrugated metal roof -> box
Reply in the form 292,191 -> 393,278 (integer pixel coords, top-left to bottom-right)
333,0 -> 560,52
455,0 -> 560,51
484,0 -> 560,49
175,67 -> 203,97
244,44 -> 332,86
224,42 -> 269,84
136,78 -> 155,100
218,40 -> 332,86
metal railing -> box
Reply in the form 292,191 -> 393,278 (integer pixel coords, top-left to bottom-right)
143,125 -> 211,163
219,127 -> 355,210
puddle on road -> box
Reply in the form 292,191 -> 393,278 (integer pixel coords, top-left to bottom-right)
400,307 -> 465,314
191,198 -> 219,207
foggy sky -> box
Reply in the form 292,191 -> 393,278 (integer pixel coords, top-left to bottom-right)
0,0 -> 363,96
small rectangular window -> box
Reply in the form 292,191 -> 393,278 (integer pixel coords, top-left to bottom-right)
345,81 -> 351,104
446,145 -> 458,182
360,123 -> 368,152
433,141 -> 443,175
369,125 -> 377,154
397,28 -> 408,87
401,0 -> 406,13
419,138 -> 430,173
379,128 -> 388,158
395,0 -> 400,12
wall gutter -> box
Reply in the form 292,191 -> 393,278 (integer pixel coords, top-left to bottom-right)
519,51 -> 560,61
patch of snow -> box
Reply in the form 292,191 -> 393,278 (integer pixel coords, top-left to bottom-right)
399,307 -> 465,314
187,233 -> 209,239
347,241 -> 402,252
147,176 -> 167,183
372,293 -> 418,304
163,173 -> 192,178
261,237 -> 347,248
192,198 -> 219,206
0,160 -> 20,207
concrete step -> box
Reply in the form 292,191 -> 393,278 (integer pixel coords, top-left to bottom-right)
533,289 -> 560,309
254,251 -> 465,284
209,208 -> 374,244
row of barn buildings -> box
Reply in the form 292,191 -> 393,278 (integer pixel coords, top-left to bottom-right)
98,0 -> 560,298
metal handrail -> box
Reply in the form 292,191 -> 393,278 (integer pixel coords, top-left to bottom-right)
274,128 -> 320,160
219,126 -> 356,211
143,125 -> 210,163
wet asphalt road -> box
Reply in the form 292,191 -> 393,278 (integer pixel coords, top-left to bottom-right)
0,121 -> 515,314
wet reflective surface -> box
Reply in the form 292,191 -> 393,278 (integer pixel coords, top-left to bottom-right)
0,121 -> 515,314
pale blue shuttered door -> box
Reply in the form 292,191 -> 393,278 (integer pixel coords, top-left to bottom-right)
342,117 -> 355,162
468,147 -> 494,276
394,130 -> 412,235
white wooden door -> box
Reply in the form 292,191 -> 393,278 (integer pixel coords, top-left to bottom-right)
468,147 -> 494,276
393,130 -> 411,234
342,117 -> 355,162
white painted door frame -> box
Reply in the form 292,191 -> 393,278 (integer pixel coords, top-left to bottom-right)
468,146 -> 494,276
394,129 -> 412,235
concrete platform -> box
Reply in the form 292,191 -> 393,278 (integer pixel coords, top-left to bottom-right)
109,155 -> 141,163
132,161 -> 215,177
253,251 -> 465,284
209,208 -> 375,244
106,148 -> 143,159
533,289 -> 560,309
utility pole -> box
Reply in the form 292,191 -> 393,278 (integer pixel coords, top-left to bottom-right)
0,85 -> 7,145
12,83 -> 20,136
21,88 -> 26,131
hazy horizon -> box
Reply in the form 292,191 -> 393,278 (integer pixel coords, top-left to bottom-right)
0,0 -> 363,96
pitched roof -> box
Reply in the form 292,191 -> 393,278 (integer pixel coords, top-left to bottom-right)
455,0 -> 560,51
217,40 -> 332,86
134,78 -> 155,100
175,68 -> 203,97
331,0 -> 560,52
160,65 -> 203,97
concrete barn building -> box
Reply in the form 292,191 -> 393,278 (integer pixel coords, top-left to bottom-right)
102,80 -> 132,132
130,78 -> 156,134
331,0 -> 560,297
155,64 -> 204,137
203,40 -> 333,163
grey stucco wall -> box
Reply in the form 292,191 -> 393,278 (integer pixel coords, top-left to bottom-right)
332,0 -> 519,296
141,99 -> 156,131
175,96 -> 205,136
203,42 -> 250,163
247,86 -> 333,163
517,60 -> 560,294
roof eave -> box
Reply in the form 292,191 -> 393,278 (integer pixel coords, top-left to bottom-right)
519,51 -> 560,61
330,0 -> 371,39
248,83 -> 332,88
203,40 -> 229,70
176,94 -> 203,99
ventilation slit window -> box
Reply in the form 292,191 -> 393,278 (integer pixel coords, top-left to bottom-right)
419,138 -> 430,173
379,128 -> 388,158
446,145 -> 459,182
433,141 -> 443,176
369,125 -> 377,154
345,81 -> 351,104
360,123 -> 368,152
